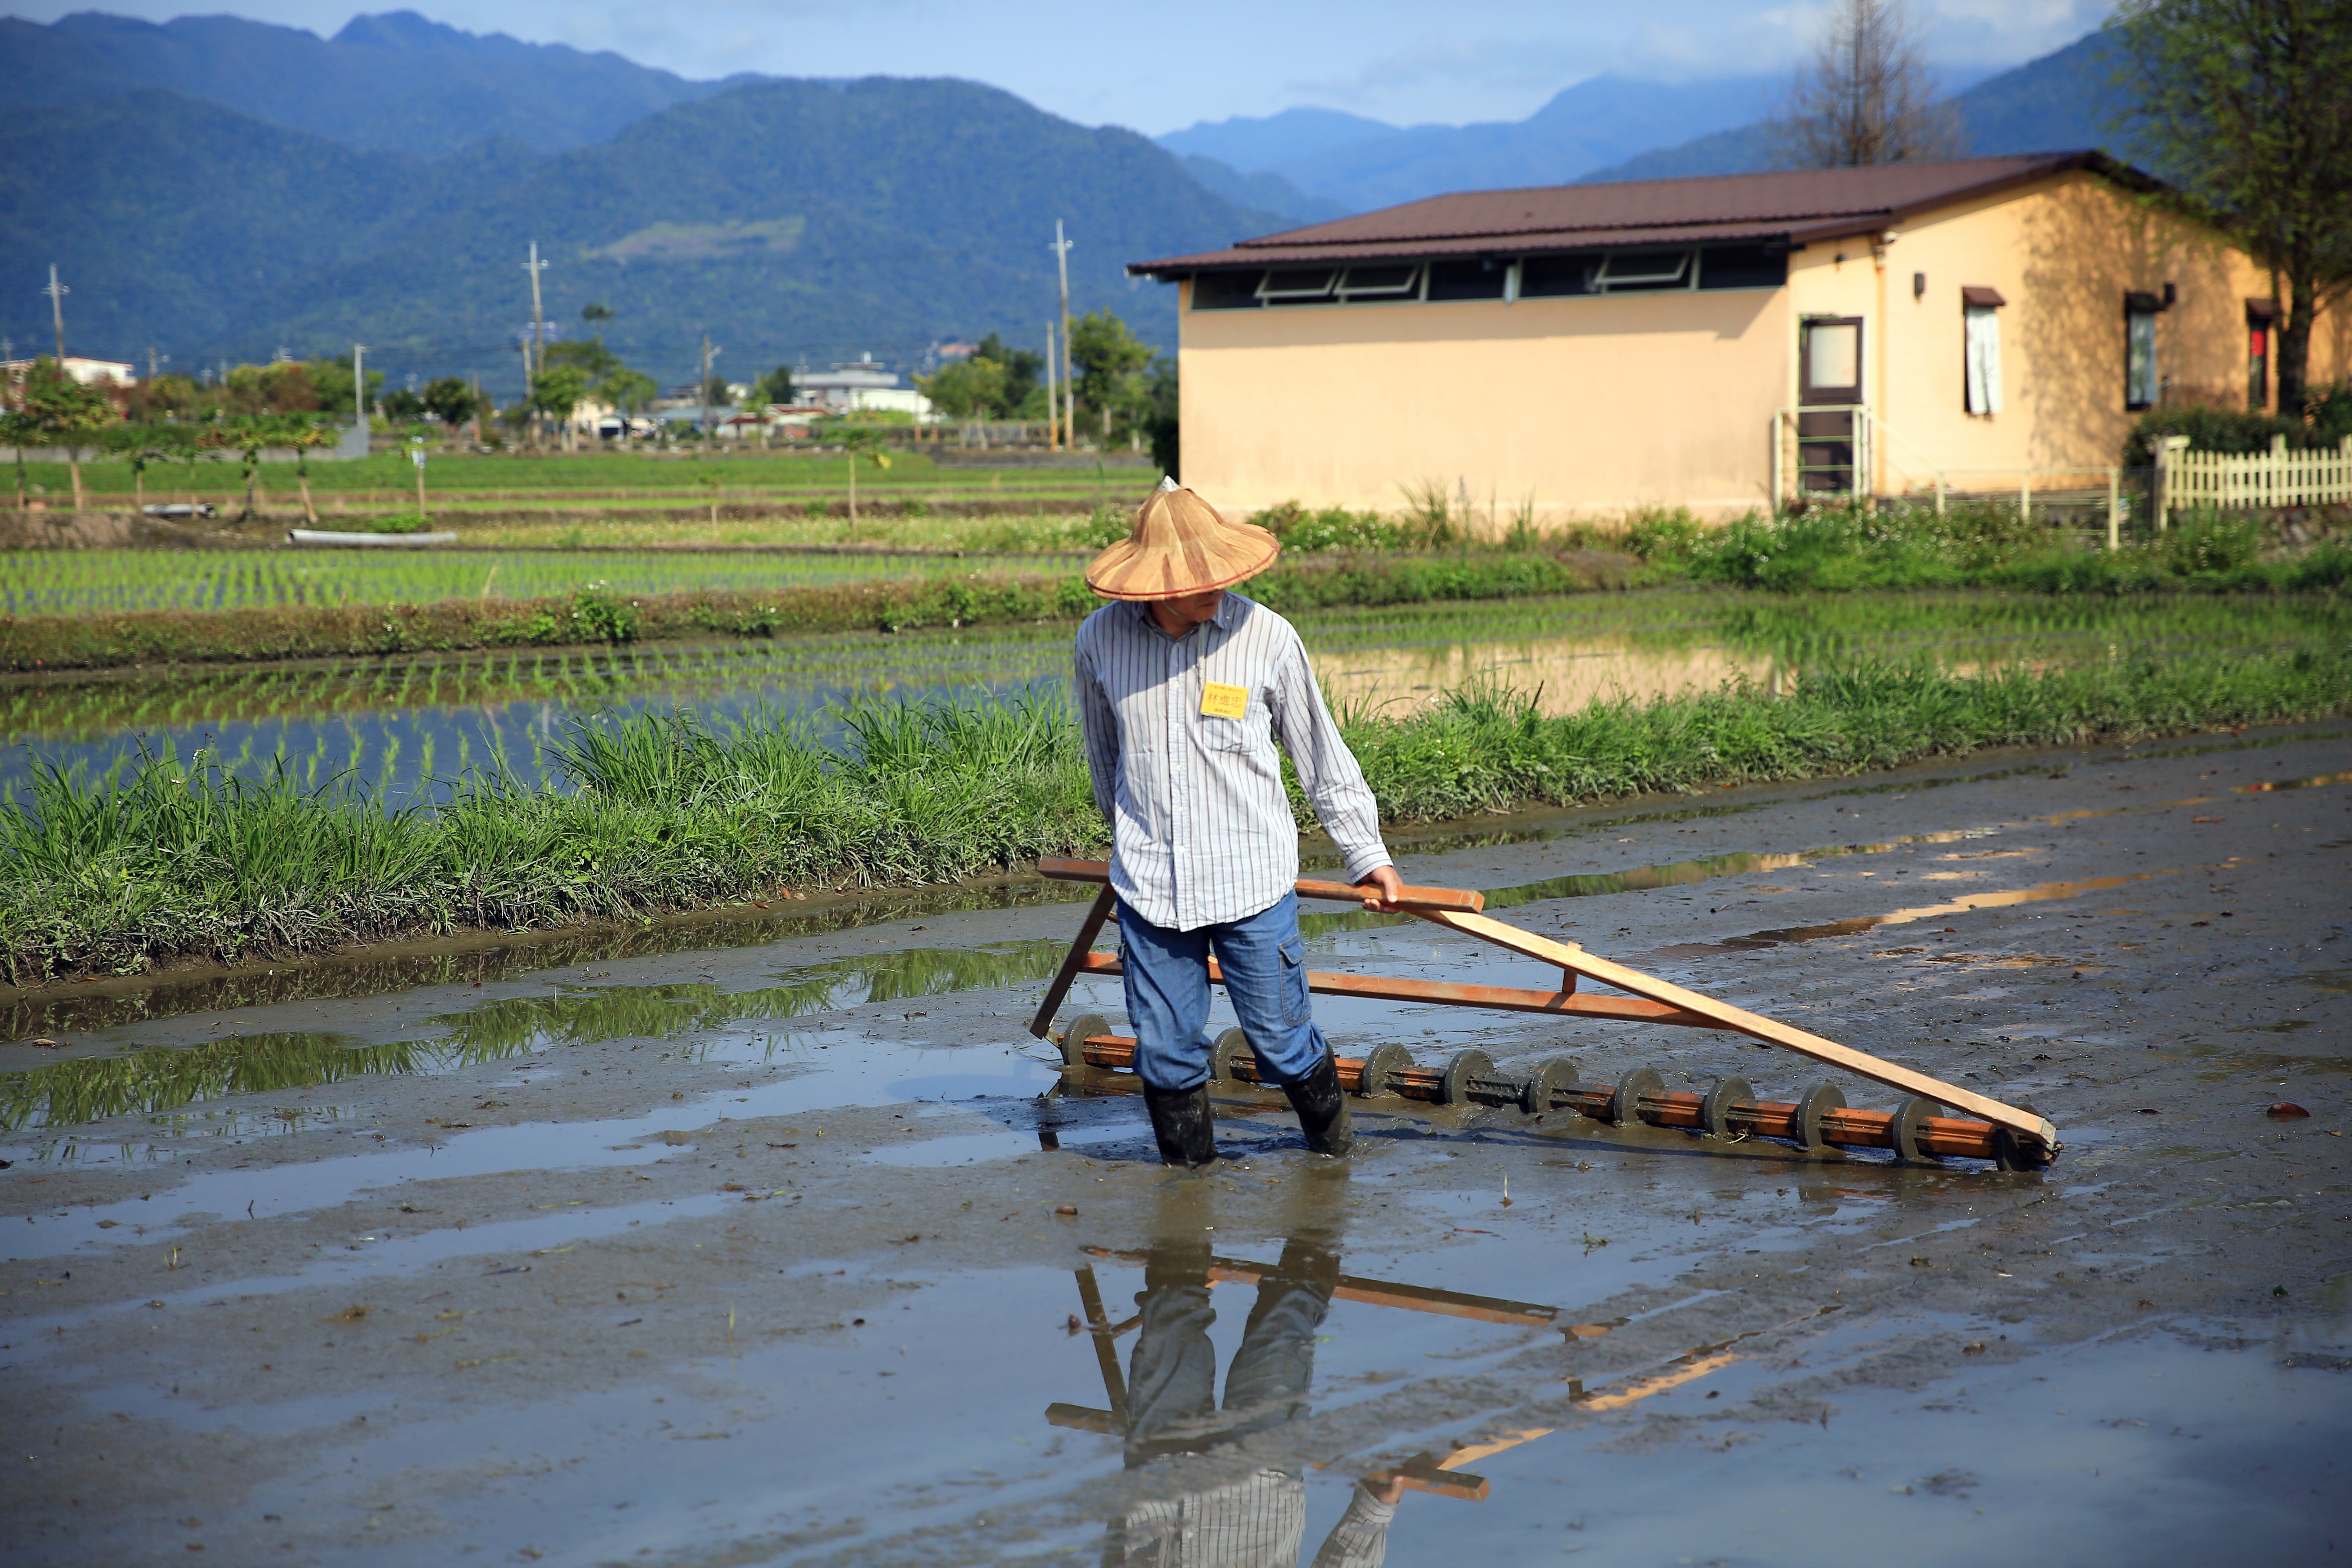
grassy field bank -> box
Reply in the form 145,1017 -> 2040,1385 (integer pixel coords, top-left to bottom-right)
4,641 -> 2347,984
0,553 -> 1636,672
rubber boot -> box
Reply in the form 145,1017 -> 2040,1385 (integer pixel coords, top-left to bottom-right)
1143,1082 -> 1217,1170
1281,1052 -> 1355,1157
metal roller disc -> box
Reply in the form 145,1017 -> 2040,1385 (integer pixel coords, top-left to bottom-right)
1355,1041 -> 1413,1098
1522,1057 -> 1579,1116
1888,1095 -> 1942,1163
1211,1027 -> 1254,1083
1792,1082 -> 1847,1156
1059,1012 -> 1110,1069
1991,1126 -> 2049,1172
1442,1049 -> 1495,1106
1701,1076 -> 1755,1139
1610,1067 -> 1664,1129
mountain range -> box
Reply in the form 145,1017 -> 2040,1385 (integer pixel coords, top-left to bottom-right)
1,10 -> 2124,399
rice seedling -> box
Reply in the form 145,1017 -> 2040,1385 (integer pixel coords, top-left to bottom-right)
3,630 -> 2347,984
0,548 -> 1082,619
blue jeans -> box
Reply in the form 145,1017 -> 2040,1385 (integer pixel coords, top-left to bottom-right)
1119,891 -> 1332,1092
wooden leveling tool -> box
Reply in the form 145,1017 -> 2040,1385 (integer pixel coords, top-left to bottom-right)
1028,858 -> 2059,1169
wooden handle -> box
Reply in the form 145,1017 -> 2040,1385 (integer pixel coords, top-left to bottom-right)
1036,857 -> 1484,913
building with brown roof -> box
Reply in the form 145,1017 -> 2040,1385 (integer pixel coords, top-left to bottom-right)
1129,152 -> 2343,520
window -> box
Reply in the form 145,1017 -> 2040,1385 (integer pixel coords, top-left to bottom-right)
1184,241 -> 1787,310
1804,319 -> 1862,400
2125,293 -> 2160,410
1337,264 -> 1421,300
1425,259 -> 1509,301
1519,255 -> 1595,297
1192,272 -> 1262,310
1697,244 -> 1787,290
1592,250 -> 1690,292
2246,299 -> 2276,410
1259,267 -> 1339,305
1962,287 -> 2004,416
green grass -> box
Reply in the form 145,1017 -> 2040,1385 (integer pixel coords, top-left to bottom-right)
1629,499 -> 2352,595
6,638 -> 2348,984
10,447 -> 1137,499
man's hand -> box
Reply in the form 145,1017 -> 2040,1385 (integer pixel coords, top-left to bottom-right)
1356,865 -> 1404,912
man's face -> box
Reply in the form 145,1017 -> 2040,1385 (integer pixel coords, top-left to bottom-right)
1149,588 -> 1225,633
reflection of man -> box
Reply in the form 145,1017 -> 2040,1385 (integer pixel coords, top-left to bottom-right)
1110,1233 -> 1402,1567
1075,480 -> 1403,1169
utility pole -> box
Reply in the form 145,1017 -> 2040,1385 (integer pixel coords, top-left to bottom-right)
1044,321 -> 1058,452
1049,222 -> 1075,450
699,336 -> 722,439
522,241 -> 548,448
352,343 -> 369,430
42,264 -> 69,362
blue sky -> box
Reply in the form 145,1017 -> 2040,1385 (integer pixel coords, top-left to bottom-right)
15,0 -> 2116,133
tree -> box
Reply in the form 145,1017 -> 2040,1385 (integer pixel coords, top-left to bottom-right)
303,357 -> 381,420
422,376 -> 484,432
749,365 -> 796,407
581,301 -> 615,340
531,365 -> 590,450
1143,358 -> 1179,479
2109,0 -> 2352,412
1777,0 -> 1962,168
101,421 -> 197,512
703,373 -> 735,409
916,356 -> 1010,419
1069,310 -> 1157,443
16,358 -> 117,510
542,339 -> 621,381
380,388 -> 426,423
276,417 -> 339,522
970,333 -> 1044,412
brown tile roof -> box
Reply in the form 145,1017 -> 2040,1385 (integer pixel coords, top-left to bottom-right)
1131,151 -> 2149,275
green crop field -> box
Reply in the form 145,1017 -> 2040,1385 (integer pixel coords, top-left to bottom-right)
11,447 -> 1154,502
0,547 -> 1083,617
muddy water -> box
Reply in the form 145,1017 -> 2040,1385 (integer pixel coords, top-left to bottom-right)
7,590 -> 2338,806
2,722 -> 2347,1564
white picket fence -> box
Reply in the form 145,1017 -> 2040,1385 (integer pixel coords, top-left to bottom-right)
2157,433 -> 2352,519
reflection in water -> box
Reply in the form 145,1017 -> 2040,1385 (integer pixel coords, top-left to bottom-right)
2,944 -> 1071,1138
427,942 -> 1067,1057
1110,1231 -> 1401,1566
1060,1188 -> 1405,1568
1,1030 -> 380,1135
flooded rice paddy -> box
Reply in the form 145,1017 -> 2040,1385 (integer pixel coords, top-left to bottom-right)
0,546 -> 1082,618
2,725 -> 2346,1563
4,589 -> 2340,806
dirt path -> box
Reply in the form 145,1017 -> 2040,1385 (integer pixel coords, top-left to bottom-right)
1,723 -> 2346,1566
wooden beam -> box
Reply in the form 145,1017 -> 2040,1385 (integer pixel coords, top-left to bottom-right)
1414,909 -> 2058,1149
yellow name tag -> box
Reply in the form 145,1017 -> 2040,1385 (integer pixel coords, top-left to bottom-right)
1200,681 -> 1249,720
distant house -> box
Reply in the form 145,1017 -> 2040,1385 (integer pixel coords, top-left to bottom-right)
1129,153 -> 2346,519
2,356 -> 136,387
795,355 -> 936,420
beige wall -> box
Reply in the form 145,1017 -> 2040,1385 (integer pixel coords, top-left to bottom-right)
1803,168 -> 2335,495
1175,168 -> 2339,519
1177,278 -> 1790,522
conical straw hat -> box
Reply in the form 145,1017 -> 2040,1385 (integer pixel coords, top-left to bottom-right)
1085,479 -> 1281,601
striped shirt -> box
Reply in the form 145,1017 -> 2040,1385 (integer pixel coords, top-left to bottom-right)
1074,593 -> 1390,932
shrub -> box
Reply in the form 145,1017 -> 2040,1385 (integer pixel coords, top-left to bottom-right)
1622,508 -> 1708,563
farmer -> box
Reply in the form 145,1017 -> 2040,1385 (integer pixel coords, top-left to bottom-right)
1075,478 -> 1403,1168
